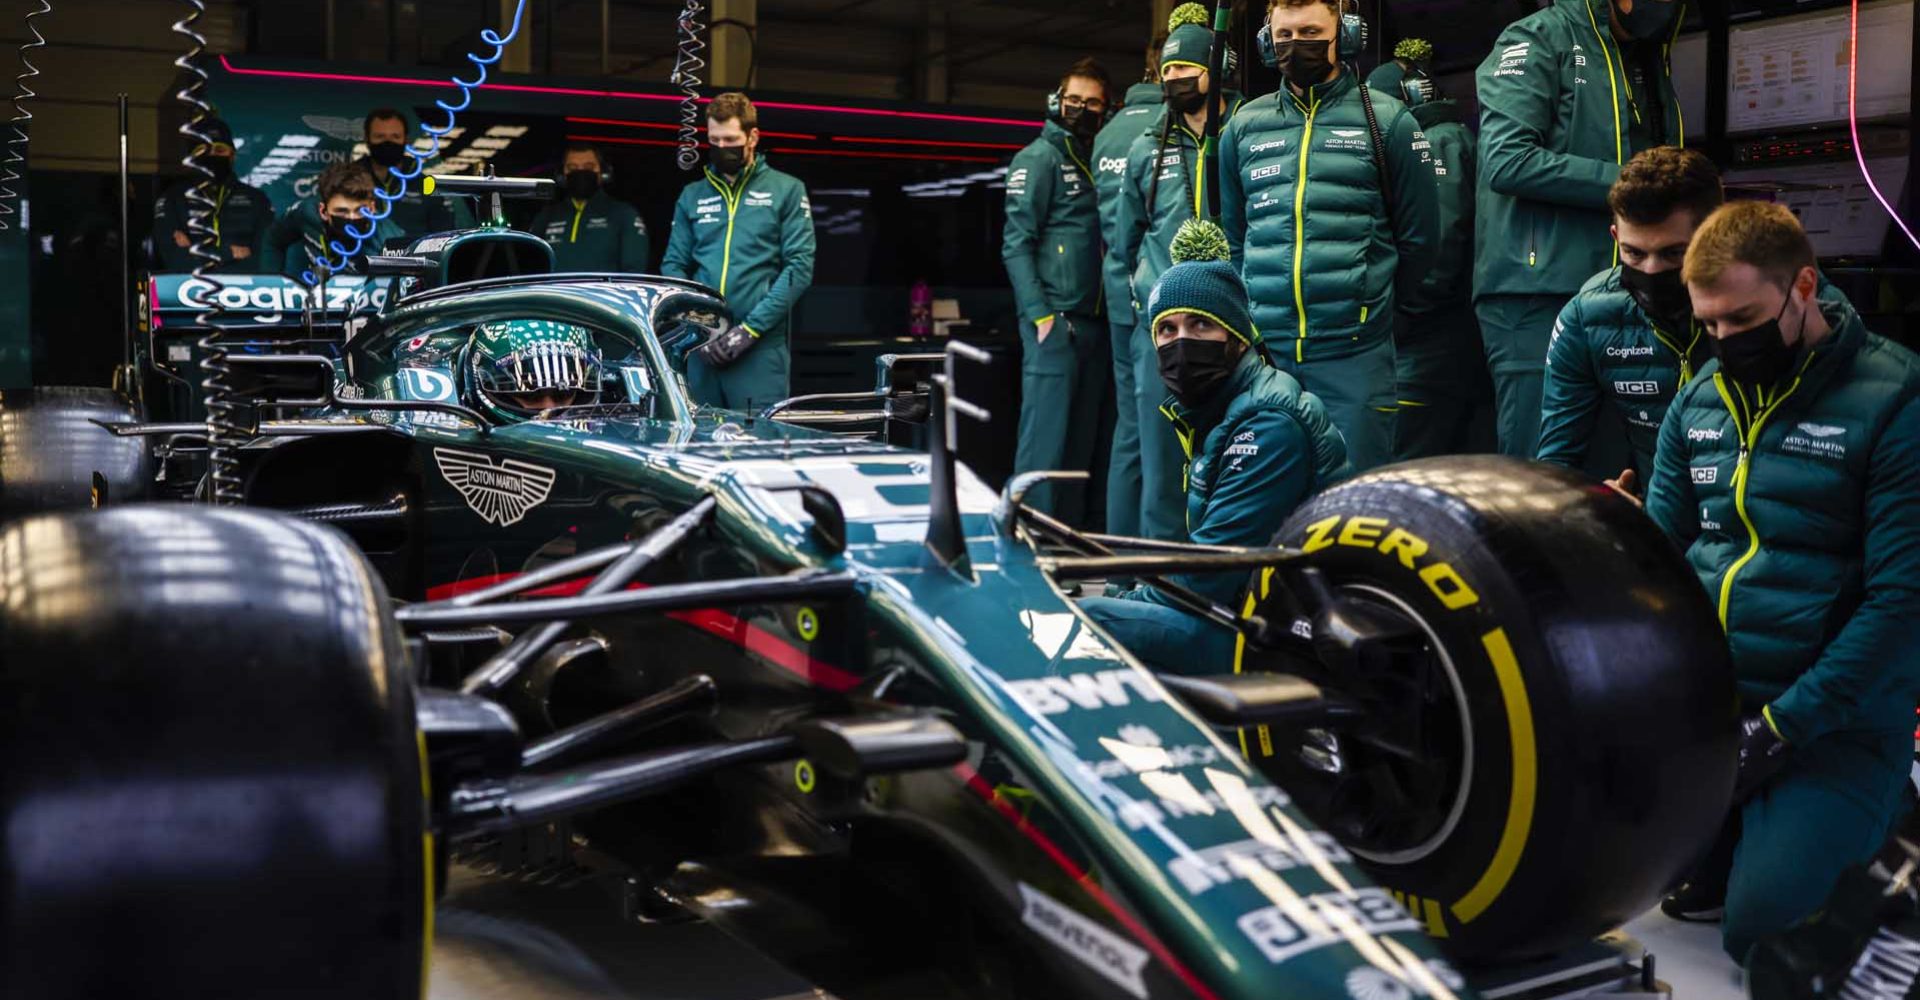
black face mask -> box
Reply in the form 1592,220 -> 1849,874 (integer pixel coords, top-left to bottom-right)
1275,38 -> 1336,91
323,216 -> 357,250
369,141 -> 408,168
204,157 -> 233,183
1163,76 -> 1208,115
565,170 -> 600,200
1619,264 -> 1692,330
1710,289 -> 1805,388
1059,105 -> 1101,144
1616,0 -> 1678,41
709,145 -> 748,176
1158,337 -> 1237,408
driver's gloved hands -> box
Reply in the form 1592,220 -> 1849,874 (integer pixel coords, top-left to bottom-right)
1734,709 -> 1792,804
696,324 -> 756,369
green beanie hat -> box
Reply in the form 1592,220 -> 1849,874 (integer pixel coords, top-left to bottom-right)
1147,219 -> 1258,347
1161,3 -> 1215,73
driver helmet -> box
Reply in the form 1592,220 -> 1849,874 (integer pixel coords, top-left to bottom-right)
464,319 -> 603,421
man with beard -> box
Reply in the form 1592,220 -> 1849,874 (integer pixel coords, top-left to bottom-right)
1001,57 -> 1112,524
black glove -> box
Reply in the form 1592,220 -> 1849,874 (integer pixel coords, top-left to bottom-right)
1734,711 -> 1792,804
696,324 -> 756,369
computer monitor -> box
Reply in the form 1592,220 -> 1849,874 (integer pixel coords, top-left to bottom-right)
1673,31 -> 1709,142
1727,0 -> 1913,136
1725,155 -> 1911,258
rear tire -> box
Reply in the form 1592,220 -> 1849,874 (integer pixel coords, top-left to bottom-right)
0,386 -> 152,517
1239,456 -> 1737,963
0,505 -> 427,999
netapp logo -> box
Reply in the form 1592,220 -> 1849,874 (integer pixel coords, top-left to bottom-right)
1606,345 -> 1656,358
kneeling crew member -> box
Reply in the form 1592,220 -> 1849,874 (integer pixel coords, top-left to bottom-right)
1220,0 -> 1439,472
1537,146 -> 1720,489
152,119 -> 272,274
663,92 -> 816,412
529,143 -> 651,273
1644,201 -> 1920,964
1003,57 -> 1113,524
1082,220 -> 1351,674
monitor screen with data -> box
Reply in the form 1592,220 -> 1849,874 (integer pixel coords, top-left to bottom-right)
1727,0 -> 1913,135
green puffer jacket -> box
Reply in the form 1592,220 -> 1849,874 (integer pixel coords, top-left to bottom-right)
153,179 -> 274,273
1003,121 -> 1103,324
1646,296 -> 1920,744
662,156 -> 817,341
1096,82 -> 1167,326
261,199 -> 405,279
1472,0 -> 1686,302
360,158 -> 476,239
529,190 -> 652,273
1402,101 -> 1474,315
1218,72 -> 1440,364
1128,352 -> 1351,606
1117,97 -> 1247,313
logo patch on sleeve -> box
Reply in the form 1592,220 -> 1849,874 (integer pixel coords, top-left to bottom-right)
435,448 -> 558,526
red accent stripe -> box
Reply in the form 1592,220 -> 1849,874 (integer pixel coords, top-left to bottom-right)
765,146 -> 1003,164
953,763 -> 1222,1000
218,56 -> 1043,129
565,134 -> 685,149
422,573 -> 861,693
830,135 -> 1026,151
565,116 -> 815,140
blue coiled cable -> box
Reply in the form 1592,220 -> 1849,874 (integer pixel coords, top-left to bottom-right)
305,0 -> 528,283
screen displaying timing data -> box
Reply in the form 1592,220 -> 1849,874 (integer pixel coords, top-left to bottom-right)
1728,0 -> 1913,135
1725,155 -> 1911,259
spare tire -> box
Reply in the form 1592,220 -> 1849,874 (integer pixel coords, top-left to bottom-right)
0,386 -> 153,517
1236,456 -> 1737,964
0,505 -> 428,999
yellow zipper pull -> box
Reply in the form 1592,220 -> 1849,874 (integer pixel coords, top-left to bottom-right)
1528,250 -> 1537,267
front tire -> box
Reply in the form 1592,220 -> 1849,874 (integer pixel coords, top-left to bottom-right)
0,386 -> 152,517
0,505 -> 428,998
1239,456 -> 1737,963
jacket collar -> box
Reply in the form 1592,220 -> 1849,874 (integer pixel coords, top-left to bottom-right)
1287,69 -> 1354,112
1150,92 -> 1246,139
1123,81 -> 1165,109
1409,99 -> 1464,131
1784,287 -> 1869,399
1041,120 -> 1091,159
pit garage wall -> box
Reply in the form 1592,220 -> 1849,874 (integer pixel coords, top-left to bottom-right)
0,212 -> 25,386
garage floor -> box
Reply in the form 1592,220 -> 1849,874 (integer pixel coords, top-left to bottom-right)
430,864 -> 1749,1000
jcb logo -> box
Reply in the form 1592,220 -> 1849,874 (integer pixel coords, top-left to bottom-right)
1300,516 -> 1481,611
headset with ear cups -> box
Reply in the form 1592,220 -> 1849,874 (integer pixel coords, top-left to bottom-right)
1258,6 -> 1368,69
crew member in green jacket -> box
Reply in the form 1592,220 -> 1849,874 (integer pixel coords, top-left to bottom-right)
356,108 -> 474,238
1002,57 -> 1113,525
1093,34 -> 1167,542
1644,202 -> 1920,963
1117,4 -> 1245,540
1368,41 -> 1492,460
663,92 -> 817,412
261,161 -> 403,279
528,143 -> 651,273
152,119 -> 273,274
1537,146 -> 1720,487
1219,0 -> 1440,472
1082,220 -> 1350,674
1474,0 -> 1687,457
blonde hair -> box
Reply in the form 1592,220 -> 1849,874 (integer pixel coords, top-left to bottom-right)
1682,201 -> 1815,291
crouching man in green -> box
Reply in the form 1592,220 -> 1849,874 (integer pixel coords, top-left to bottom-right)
1082,220 -> 1350,673
1643,202 -> 1920,963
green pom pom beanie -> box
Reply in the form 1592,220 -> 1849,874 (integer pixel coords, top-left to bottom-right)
1147,219 -> 1259,347
1161,2 -> 1215,72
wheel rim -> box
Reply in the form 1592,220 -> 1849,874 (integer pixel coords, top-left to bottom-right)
1307,584 -> 1474,867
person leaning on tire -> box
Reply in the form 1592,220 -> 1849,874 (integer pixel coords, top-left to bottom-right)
1092,32 -> 1167,542
1218,0 -> 1440,473
1473,0 -> 1688,459
1081,220 -> 1350,675
1536,146 -> 1721,491
1002,57 -> 1113,525
1643,201 -> 1920,964
662,92 -> 816,412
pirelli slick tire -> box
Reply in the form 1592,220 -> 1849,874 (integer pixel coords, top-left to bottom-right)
0,506 -> 428,999
0,386 -> 152,518
1237,456 -> 1737,964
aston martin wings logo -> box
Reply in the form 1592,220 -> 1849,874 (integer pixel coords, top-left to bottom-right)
300,115 -> 365,142
434,448 -> 558,526
1798,422 -> 1846,438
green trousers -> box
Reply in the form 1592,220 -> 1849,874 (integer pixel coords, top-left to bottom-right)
1723,728 -> 1913,964
1475,293 -> 1564,458
1105,316 -> 1143,539
1080,595 -> 1236,675
1271,337 -> 1397,473
1133,315 -> 1189,543
686,335 -> 791,413
1014,312 -> 1108,525
1393,305 -> 1495,461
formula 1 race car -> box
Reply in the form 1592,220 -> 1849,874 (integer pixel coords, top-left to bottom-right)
0,197 -> 1738,1000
